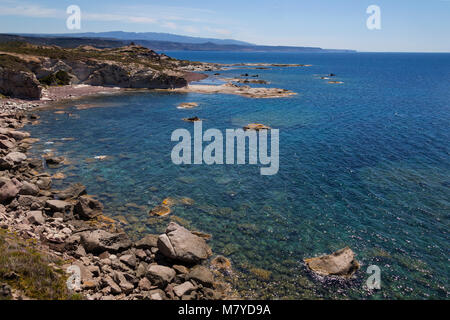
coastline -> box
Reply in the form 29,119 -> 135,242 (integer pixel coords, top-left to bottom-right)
0,97 -> 237,300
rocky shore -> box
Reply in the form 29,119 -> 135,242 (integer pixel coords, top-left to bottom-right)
0,109 -> 235,300
165,83 -> 297,99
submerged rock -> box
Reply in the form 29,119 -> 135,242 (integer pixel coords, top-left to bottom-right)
304,247 -> 360,278
211,256 -> 232,274
149,205 -> 171,217
157,222 -> 212,264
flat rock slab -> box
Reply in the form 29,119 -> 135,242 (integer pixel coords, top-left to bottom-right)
304,247 -> 360,278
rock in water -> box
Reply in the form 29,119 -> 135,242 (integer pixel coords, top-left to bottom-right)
56,183 -> 86,200
158,222 -> 212,264
243,123 -> 271,131
304,247 -> 360,278
74,195 -> 103,220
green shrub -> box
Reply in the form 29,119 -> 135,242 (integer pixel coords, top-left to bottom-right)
39,70 -> 71,86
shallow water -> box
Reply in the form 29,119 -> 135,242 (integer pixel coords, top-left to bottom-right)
25,52 -> 450,299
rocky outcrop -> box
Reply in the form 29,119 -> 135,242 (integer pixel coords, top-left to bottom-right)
304,247 -> 360,278
0,43 -> 199,100
0,67 -> 42,99
157,222 -> 213,264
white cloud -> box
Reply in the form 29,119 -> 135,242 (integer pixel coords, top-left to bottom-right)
162,21 -> 178,30
0,3 -> 60,18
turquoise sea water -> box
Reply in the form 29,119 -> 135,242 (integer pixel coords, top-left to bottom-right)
25,52 -> 449,299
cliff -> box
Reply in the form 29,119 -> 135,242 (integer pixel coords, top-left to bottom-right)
0,41 -> 210,99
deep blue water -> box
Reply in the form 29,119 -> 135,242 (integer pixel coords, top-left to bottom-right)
25,52 -> 449,299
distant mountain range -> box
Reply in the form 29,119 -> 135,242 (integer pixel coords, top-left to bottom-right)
19,31 -> 255,46
4,32 -> 356,53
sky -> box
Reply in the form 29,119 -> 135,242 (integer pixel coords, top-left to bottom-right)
0,0 -> 449,52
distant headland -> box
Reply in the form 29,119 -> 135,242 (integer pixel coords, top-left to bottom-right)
2,32 -> 357,53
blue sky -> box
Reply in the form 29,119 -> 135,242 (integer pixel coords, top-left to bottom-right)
0,0 -> 449,52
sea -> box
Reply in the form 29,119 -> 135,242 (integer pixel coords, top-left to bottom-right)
24,51 -> 450,299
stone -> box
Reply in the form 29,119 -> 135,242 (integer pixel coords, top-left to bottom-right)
17,195 -> 37,207
102,275 -> 122,295
19,181 -> 40,196
135,249 -> 147,260
177,102 -> 199,109
0,178 -> 21,204
187,266 -> 215,288
211,255 -> 232,274
82,279 -> 100,290
138,277 -> 152,291
80,230 -> 132,254
0,158 -> 13,170
136,262 -> 148,278
56,183 -> 86,200
119,254 -> 137,268
173,265 -> 190,275
0,128 -> 30,141
36,177 -> 51,190
149,289 -> 166,300
304,247 -> 360,278
173,282 -> 195,297
4,152 -> 27,164
149,205 -> 171,217
243,123 -> 271,131
26,211 -> 45,225
0,139 -> 14,150
114,271 -> 134,294
157,222 -> 212,264
146,265 -> 176,288
135,234 -> 159,250
46,199 -> 71,212
44,156 -> 65,165
74,195 -> 103,220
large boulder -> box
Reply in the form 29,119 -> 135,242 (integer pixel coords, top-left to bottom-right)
19,181 -> 40,196
157,222 -> 212,264
146,265 -> 176,288
80,230 -> 132,254
4,152 -> 27,165
304,247 -> 360,278
0,178 -> 22,204
74,195 -> 103,220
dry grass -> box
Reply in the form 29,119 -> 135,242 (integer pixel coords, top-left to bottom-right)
0,229 -> 82,300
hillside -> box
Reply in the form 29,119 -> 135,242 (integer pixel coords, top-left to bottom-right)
8,33 -> 356,53
0,40 -> 214,99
